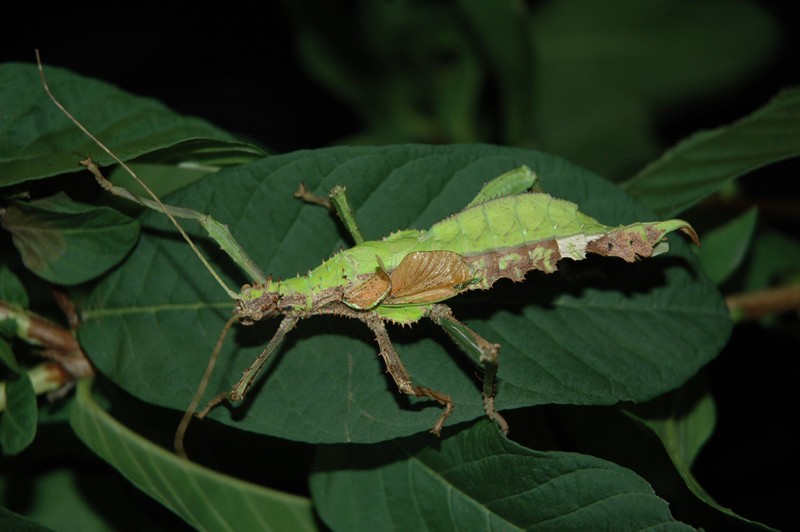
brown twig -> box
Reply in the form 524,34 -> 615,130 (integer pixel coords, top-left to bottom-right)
725,285 -> 800,321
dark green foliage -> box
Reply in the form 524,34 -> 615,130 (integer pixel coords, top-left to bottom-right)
1,2 -> 795,528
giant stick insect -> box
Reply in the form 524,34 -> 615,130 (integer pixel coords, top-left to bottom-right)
37,56 -> 698,456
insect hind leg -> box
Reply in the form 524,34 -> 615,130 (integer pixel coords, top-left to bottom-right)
428,304 -> 509,435
361,313 -> 453,436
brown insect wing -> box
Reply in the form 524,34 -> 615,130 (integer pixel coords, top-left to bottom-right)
386,251 -> 474,305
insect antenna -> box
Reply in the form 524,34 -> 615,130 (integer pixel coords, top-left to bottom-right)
35,50 -> 240,300
174,314 -> 239,459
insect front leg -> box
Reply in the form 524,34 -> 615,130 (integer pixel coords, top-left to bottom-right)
195,315 -> 300,419
361,312 -> 454,436
428,304 -> 509,435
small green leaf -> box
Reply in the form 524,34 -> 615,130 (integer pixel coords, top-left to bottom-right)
0,337 -> 24,373
0,338 -> 15,370
740,228 -> 800,292
0,340 -> 38,455
2,193 -> 139,285
0,375 -> 37,455
135,138 -> 268,169
69,379 -> 316,531
107,162 -> 214,204
0,320 -> 15,342
311,421 -> 694,530
627,379 -> 773,530
0,265 -> 28,309
0,63 -> 264,187
623,86 -> 800,217
627,378 -> 716,473
696,207 -> 758,285
106,139 -> 271,205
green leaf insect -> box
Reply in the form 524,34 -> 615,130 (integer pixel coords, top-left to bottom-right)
38,59 -> 698,455
227,167 -> 697,440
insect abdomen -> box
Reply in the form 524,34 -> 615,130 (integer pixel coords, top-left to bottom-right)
415,193 -> 693,290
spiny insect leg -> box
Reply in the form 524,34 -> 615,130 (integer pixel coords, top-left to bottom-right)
428,304 -> 509,435
229,315 -> 300,402
362,313 -> 453,436
194,315 -> 300,422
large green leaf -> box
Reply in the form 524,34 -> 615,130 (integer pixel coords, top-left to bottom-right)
622,86 -> 800,217
0,63 -> 265,187
78,144 -> 730,443
311,420 -> 693,530
69,380 -> 315,531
